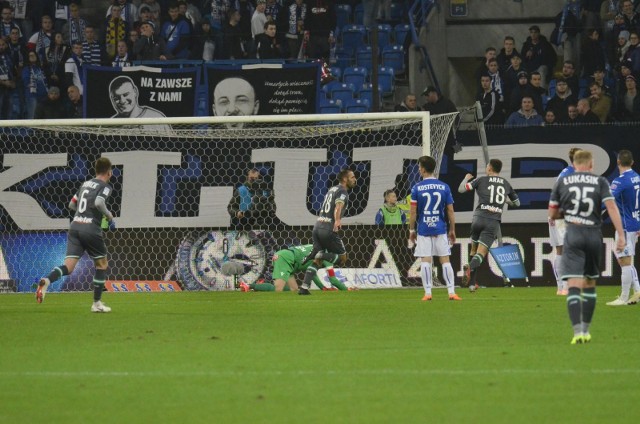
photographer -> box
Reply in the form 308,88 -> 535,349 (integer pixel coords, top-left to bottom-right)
227,168 -> 276,229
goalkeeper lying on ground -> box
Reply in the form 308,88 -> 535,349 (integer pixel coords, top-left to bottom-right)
241,244 -> 349,292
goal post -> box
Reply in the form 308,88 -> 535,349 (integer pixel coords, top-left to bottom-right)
0,112 -> 458,292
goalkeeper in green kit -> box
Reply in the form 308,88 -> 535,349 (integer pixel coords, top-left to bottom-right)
245,244 -> 350,292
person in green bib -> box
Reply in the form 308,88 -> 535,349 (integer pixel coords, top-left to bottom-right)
375,189 -> 407,226
245,244 -> 349,292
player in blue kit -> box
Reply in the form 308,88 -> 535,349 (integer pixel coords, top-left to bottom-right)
549,148 -> 580,296
607,150 -> 640,306
409,156 -> 460,301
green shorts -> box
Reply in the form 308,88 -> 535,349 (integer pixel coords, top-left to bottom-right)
272,249 -> 295,281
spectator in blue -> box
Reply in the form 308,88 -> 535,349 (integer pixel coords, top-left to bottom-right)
82,25 -> 106,66
22,50 -> 48,119
161,2 -> 192,59
505,96 -> 544,127
521,25 -> 557,88
375,189 -> 406,226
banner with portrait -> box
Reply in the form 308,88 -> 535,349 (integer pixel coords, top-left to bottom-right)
205,62 -> 320,117
83,65 -> 200,119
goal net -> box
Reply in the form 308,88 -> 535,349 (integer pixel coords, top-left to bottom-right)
0,112 -> 458,293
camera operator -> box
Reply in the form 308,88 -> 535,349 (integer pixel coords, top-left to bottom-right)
227,168 -> 277,229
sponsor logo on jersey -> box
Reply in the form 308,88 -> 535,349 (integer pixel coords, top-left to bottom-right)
73,216 -> 94,224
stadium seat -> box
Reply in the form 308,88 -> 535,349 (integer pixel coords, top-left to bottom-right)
354,3 -> 364,25
578,78 -> 588,98
358,83 -> 382,107
344,98 -> 370,113
341,24 -> 367,55
328,66 -> 342,81
389,2 -> 404,21
377,66 -> 395,96
356,45 -> 377,73
343,66 -> 368,88
382,45 -> 405,75
334,47 -> 354,70
368,24 -> 393,50
394,24 -> 410,46
336,4 -> 352,34
330,82 -> 356,105
319,89 -> 327,102
322,80 -> 343,98
548,79 -> 557,98
319,98 -> 342,114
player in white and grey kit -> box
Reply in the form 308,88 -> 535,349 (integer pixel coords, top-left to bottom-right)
36,158 -> 117,312
549,150 -> 625,344
549,147 -> 581,296
459,159 -> 520,291
298,169 -> 357,295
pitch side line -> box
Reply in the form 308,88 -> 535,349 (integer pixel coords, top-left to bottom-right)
2,368 -> 639,378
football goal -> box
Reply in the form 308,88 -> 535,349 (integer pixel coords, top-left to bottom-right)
0,112 -> 458,292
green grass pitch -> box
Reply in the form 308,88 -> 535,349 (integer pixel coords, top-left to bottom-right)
1,287 -> 639,424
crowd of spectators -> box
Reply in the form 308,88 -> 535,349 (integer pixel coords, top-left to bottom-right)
475,0 -> 640,126
0,0 -> 343,120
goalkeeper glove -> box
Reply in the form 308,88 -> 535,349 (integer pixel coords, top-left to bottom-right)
108,220 -> 117,231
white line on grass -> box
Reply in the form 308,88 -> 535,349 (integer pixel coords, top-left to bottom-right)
2,368 -> 639,378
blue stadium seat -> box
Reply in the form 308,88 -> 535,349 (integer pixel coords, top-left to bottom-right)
319,89 -> 327,102
356,45 -> 376,73
358,83 -> 382,107
330,82 -> 356,104
382,44 -> 405,75
328,66 -> 342,81
377,66 -> 395,96
548,79 -> 557,98
354,3 -> 364,25
322,80 -> 343,98
578,78 -> 588,98
389,2 -> 404,21
394,23 -> 410,46
319,98 -> 342,114
341,24 -> 367,55
336,4 -> 352,34
343,66 -> 368,88
344,98 -> 370,113
334,47 -> 354,70
368,24 -> 393,50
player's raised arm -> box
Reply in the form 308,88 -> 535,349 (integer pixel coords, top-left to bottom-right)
69,194 -> 78,211
458,174 -> 475,193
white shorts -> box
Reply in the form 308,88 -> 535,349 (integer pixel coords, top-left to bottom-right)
549,218 -> 566,247
414,234 -> 451,257
615,231 -> 638,259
